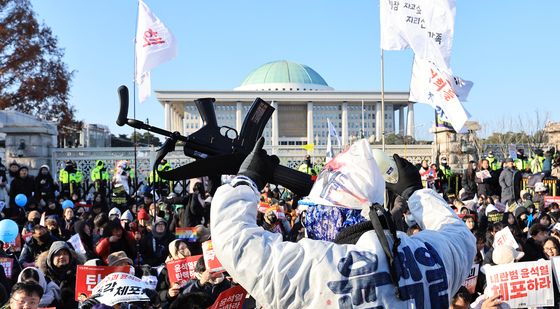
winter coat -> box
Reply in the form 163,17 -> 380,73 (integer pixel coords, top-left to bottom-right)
499,167 -> 522,204
34,168 -> 56,203
475,168 -> 493,197
36,241 -> 86,309
18,235 -> 55,265
8,175 -> 34,207
95,232 -> 137,263
211,180 -> 476,309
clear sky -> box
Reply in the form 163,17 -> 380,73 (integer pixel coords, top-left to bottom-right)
31,1 -> 560,141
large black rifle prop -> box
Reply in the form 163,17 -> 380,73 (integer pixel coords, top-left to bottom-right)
116,85 -> 313,196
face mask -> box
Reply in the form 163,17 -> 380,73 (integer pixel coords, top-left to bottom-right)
405,214 -> 416,227
210,274 -> 225,285
441,160 -> 447,164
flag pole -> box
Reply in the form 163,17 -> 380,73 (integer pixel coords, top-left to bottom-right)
132,1 -> 139,196
434,109 -> 439,165
381,49 -> 386,151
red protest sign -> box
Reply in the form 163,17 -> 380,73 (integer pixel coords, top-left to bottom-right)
0,257 -> 14,279
203,240 -> 224,273
208,285 -> 247,309
75,265 -> 131,300
165,255 -> 202,286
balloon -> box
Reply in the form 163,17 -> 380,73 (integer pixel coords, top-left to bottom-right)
15,194 -> 27,207
62,200 -> 74,210
0,219 -> 19,243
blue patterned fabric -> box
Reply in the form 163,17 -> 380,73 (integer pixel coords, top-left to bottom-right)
303,204 -> 367,241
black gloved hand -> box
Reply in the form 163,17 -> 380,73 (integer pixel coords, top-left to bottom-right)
385,154 -> 423,200
80,295 -> 100,309
143,288 -> 160,306
238,137 -> 280,191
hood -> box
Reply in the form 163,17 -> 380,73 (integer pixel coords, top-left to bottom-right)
306,139 -> 385,218
39,165 -> 50,172
152,217 -> 168,239
17,267 -> 47,291
168,239 -> 190,260
96,160 -> 105,168
46,241 -> 72,270
108,207 -> 122,218
36,242 -> 86,274
121,210 -> 134,222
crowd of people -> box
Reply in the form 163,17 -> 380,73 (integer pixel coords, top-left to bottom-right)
0,143 -> 558,308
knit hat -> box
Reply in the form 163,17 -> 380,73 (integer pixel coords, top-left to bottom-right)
121,210 -> 134,222
84,259 -> 103,266
492,245 -> 524,265
514,206 -> 527,218
39,165 -> 50,172
107,251 -> 133,266
108,207 -> 121,219
535,182 -> 547,193
137,208 -> 149,220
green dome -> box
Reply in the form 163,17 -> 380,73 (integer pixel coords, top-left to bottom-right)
235,60 -> 333,91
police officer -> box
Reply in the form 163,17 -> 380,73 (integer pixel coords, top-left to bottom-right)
90,160 -> 110,195
149,159 -> 172,196
59,161 -> 84,198
531,149 -> 545,174
210,138 -> 475,308
486,151 -> 500,171
514,148 -> 529,173
298,155 -> 318,176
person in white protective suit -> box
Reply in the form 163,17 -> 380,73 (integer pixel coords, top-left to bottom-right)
210,138 -> 476,308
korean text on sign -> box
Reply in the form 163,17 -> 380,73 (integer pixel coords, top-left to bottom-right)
165,255 -> 202,286
485,260 -> 553,308
208,285 -> 247,309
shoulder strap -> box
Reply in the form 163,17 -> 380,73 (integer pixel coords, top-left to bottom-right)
369,203 -> 403,300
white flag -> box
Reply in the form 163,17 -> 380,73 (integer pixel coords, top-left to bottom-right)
135,0 -> 177,101
410,57 -> 473,103
326,118 -> 340,162
380,0 -> 456,69
410,59 -> 470,132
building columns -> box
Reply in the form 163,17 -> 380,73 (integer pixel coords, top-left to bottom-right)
375,102 -> 382,142
341,102 -> 348,146
306,102 -> 314,148
407,103 -> 415,138
271,101 -> 279,151
398,106 -> 405,135
183,111 -> 188,135
235,102 -> 243,132
164,103 -> 171,131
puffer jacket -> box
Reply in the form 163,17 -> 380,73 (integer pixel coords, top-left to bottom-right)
211,179 -> 476,309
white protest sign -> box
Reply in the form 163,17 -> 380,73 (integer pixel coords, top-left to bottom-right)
509,144 -> 517,161
493,227 -> 519,249
68,234 -> 86,255
92,272 -> 149,306
484,260 -> 554,308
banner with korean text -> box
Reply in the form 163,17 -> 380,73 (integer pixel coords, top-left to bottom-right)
208,285 -> 247,309
75,265 -> 132,300
462,264 -> 479,294
165,255 -> 202,286
92,272 -> 149,306
485,260 -> 553,308
203,240 -> 224,273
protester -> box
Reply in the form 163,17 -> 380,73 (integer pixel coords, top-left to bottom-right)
16,267 -> 60,308
36,241 -> 84,309
499,158 -> 522,206
210,138 -> 475,307
19,225 -> 54,266
2,282 -> 43,309
461,160 -> 478,200
95,220 -> 136,263
157,239 -> 192,308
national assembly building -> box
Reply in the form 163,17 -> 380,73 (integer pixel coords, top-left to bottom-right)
156,60 -> 414,153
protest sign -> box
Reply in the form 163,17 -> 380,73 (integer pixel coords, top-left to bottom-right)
544,196 -> 560,208
0,257 -> 14,279
175,227 -> 197,242
208,285 -> 247,309
475,170 -> 491,180
493,227 -> 519,249
165,255 -> 202,285
68,234 -> 86,255
487,212 -> 503,223
203,240 -> 224,273
485,260 -> 553,308
509,144 -> 517,161
550,256 -> 560,291
92,272 -> 149,306
462,263 -> 479,294
75,265 -> 131,300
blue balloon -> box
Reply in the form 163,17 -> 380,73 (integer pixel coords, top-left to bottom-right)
15,194 -> 27,207
0,219 -> 19,243
62,200 -> 74,210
